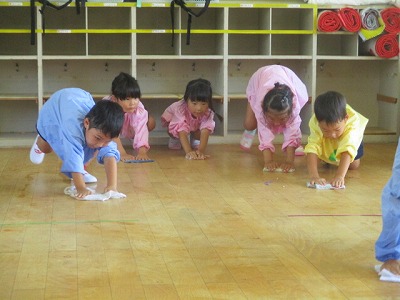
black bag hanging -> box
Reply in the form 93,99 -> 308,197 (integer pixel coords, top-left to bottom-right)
170,0 -> 210,46
30,0 -> 86,45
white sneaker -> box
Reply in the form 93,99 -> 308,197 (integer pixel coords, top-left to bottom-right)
295,146 -> 305,156
30,135 -> 45,164
191,139 -> 200,149
168,137 -> 182,150
83,172 -> 97,183
240,129 -> 256,151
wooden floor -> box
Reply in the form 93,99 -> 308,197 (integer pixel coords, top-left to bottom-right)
1,143 -> 400,299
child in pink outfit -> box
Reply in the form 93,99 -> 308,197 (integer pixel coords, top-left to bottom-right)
241,65 -> 309,172
161,78 -> 216,160
104,72 -> 155,162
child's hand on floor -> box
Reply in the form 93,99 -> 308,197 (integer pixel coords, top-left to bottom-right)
135,153 -> 150,161
330,175 -> 345,188
121,153 -> 136,162
381,260 -> 400,275
310,176 -> 326,186
185,150 -> 209,160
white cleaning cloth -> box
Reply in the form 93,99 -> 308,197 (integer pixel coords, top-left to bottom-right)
64,186 -> 126,201
306,182 -> 345,189
263,167 -> 295,173
375,265 -> 400,283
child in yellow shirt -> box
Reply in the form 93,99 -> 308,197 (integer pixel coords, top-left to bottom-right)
304,91 -> 368,188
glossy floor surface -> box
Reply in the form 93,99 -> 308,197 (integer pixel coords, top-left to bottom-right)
1,143 -> 399,299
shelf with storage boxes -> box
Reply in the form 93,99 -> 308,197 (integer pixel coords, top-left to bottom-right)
0,1 -> 399,148
315,6 -> 399,141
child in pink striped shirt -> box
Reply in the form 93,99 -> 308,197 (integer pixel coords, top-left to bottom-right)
103,72 -> 155,162
241,65 -> 309,172
161,78 -> 216,160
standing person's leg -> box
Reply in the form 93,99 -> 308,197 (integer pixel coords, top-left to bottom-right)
375,139 -> 400,274
240,103 -> 257,150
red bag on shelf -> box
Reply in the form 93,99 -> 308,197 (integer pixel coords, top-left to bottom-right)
381,7 -> 400,34
367,34 -> 399,58
338,7 -> 362,32
317,10 -> 342,32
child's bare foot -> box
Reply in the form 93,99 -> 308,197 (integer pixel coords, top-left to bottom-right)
381,259 -> 400,275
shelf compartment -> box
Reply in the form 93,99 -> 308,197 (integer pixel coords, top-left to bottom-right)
137,33 -> 177,55
0,7 -> 35,55
317,33 -> 358,56
180,33 -> 224,55
88,33 -> 131,55
135,4 -> 180,56
41,7 -> 87,55
41,6 -> 86,29
228,8 -> 270,30
228,34 -> 270,55
0,33 -> 37,55
227,99 -> 246,135
42,59 -> 131,96
181,7 -> 224,30
316,60 -> 399,135
0,101 -> 38,133
271,34 -> 313,55
0,7 -> 31,29
42,34 -> 87,55
136,7 -> 175,29
0,61 -> 38,97
271,8 -> 314,31
87,6 -> 131,55
137,59 -> 224,95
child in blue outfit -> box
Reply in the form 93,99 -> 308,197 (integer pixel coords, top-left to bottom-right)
29,88 -> 125,199
375,138 -> 400,275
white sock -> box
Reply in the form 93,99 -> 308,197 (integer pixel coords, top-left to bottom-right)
30,135 -> 45,164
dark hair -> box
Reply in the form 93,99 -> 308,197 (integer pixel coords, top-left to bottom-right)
86,100 -> 124,138
184,78 -> 212,103
111,72 -> 141,100
184,78 -> 223,122
262,82 -> 294,115
314,91 -> 347,124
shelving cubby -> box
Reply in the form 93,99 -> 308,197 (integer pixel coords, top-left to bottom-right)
136,6 -> 177,56
315,59 -> 399,140
317,32 -> 359,57
136,58 -> 225,137
87,7 -> 132,56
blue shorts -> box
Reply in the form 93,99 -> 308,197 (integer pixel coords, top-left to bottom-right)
36,124 -> 48,143
354,141 -> 364,160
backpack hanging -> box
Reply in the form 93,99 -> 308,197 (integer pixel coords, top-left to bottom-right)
30,0 -> 86,45
170,0 -> 210,46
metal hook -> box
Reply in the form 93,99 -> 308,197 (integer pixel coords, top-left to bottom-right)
236,62 -> 241,71
192,62 -> 196,72
151,62 -> 156,71
15,63 -> 19,72
105,62 -> 109,72
64,63 -> 68,72
320,63 -> 325,72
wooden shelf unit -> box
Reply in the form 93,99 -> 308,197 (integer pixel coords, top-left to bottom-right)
0,2 -> 399,147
